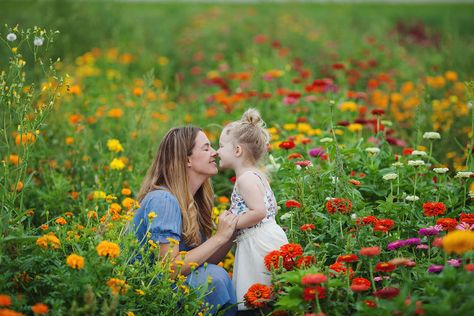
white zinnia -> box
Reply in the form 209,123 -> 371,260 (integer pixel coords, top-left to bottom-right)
405,195 -> 420,201
6,33 -> 17,41
365,147 -> 380,154
411,150 -> 427,156
433,167 -> 449,174
423,132 -> 441,140
454,171 -> 473,178
383,173 -> 398,181
408,160 -> 425,166
34,37 -> 44,46
392,162 -> 404,167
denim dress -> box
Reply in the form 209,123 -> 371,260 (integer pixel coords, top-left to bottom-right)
133,190 -> 237,316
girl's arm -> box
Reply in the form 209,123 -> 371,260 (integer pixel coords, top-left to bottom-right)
234,173 -> 267,230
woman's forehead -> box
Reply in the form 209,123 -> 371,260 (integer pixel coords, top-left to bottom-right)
195,131 -> 210,145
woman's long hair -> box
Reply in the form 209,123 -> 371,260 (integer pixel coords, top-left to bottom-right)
138,126 -> 214,247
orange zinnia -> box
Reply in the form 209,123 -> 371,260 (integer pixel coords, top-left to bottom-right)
244,283 -> 272,308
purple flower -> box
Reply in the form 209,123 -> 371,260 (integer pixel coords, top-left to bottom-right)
418,226 -> 441,236
427,265 -> 444,273
416,244 -> 429,250
309,147 -> 326,158
447,259 -> 461,267
404,238 -> 421,245
387,240 -> 406,251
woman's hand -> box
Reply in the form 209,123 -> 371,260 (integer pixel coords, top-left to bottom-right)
215,210 -> 238,241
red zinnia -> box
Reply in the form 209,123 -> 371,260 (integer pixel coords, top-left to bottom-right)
285,200 -> 301,208
337,254 -> 359,263
364,299 -> 377,308
280,243 -> 303,259
460,213 -> 474,225
296,255 -> 316,268
301,273 -> 327,285
288,153 -> 303,160
359,246 -> 381,257
264,250 -> 283,271
375,262 -> 396,273
325,198 -> 352,214
374,287 -> 400,299
402,147 -> 414,155
302,286 -> 326,301
329,262 -> 353,278
422,202 -> 446,217
300,223 -> 315,231
350,277 -> 371,292
244,283 -> 272,308
436,218 -> 458,231
279,141 -> 296,150
371,108 -> 385,116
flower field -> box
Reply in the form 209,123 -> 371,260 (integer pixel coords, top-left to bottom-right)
1,1 -> 474,315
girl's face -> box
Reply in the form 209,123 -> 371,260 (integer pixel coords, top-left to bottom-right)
187,131 -> 218,177
217,131 -> 235,170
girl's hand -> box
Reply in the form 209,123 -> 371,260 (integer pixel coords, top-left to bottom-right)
215,210 -> 238,241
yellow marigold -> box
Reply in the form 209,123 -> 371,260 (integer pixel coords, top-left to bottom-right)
15,132 -> 36,146
9,155 -> 20,166
36,233 -> 61,250
122,197 -> 138,210
96,241 -> 120,258
148,212 -> 157,220
55,217 -> 67,225
107,278 -> 128,295
297,123 -> 312,133
348,123 -> 363,133
108,108 -> 123,118
121,188 -> 131,196
66,254 -> 85,269
339,101 -> 358,112
134,289 -> 145,296
126,312 -> 135,316
189,262 -> 199,269
110,203 -> 122,213
148,240 -> 158,249
166,237 -> 179,246
157,56 -> 169,66
40,224 -> 48,230
442,230 -> 474,255
307,128 -> 322,136
107,139 -> 124,153
283,123 -> 296,131
110,158 -> 125,170
180,285 -> 190,294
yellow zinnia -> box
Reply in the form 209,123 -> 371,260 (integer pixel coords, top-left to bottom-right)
442,230 -> 474,255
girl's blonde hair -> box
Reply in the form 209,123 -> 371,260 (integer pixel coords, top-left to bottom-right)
224,108 -> 270,163
138,126 -> 214,247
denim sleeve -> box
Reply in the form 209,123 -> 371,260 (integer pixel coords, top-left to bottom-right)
145,191 -> 182,244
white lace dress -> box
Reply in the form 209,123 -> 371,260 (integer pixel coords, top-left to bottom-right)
230,171 -> 288,310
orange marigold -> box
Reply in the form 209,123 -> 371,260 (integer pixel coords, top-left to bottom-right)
36,233 -> 61,250
0,295 -> 12,307
96,241 -> 120,258
66,254 -> 85,269
31,303 -> 48,314
244,283 -> 272,308
107,278 -> 129,295
0,309 -> 24,316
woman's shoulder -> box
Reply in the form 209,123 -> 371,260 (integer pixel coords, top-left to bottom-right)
142,189 -> 179,207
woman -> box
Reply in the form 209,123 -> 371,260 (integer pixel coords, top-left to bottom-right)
132,126 -> 238,316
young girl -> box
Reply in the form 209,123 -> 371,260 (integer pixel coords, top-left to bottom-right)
217,109 -> 288,311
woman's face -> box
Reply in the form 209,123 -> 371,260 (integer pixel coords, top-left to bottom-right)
187,131 -> 218,177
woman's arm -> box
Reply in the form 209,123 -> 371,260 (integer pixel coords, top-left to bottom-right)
206,237 -> 235,265
160,211 -> 238,276
233,173 -> 267,230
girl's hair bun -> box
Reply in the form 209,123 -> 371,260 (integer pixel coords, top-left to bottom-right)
241,108 -> 263,126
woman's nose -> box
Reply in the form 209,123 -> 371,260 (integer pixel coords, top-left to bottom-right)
211,148 -> 218,157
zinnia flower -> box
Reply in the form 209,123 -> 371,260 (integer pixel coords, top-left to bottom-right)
279,141 -> 295,150
422,202 -> 446,217
264,250 -> 283,270
244,283 -> 272,308
418,226 -> 441,236
285,200 -> 301,208
301,274 -> 327,285
374,287 -> 400,299
0,295 -> 12,307
359,246 -> 380,257
300,223 -> 315,231
336,254 -> 358,263
280,243 -> 303,259
350,277 -> 371,292
442,230 -> 474,255
302,286 -> 325,301
325,198 -> 352,214
375,262 -> 396,273
427,265 -> 444,273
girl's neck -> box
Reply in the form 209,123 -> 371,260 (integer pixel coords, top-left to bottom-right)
234,164 -> 259,178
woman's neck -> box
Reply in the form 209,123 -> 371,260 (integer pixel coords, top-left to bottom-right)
187,174 -> 206,196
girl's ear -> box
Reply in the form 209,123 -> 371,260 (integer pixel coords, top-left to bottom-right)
234,145 -> 243,157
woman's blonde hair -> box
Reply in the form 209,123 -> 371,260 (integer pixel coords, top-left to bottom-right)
138,126 -> 214,247
224,108 -> 270,163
